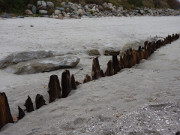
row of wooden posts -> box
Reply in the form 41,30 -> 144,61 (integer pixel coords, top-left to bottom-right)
0,33 -> 179,130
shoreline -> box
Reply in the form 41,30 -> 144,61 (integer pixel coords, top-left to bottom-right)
0,16 -> 180,134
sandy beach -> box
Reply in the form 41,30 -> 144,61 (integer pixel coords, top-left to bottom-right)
0,16 -> 180,135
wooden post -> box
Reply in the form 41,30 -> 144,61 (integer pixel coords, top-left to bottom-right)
138,46 -> 145,60
105,60 -> 114,76
119,56 -> 125,69
175,33 -> 179,39
71,74 -> 77,90
83,74 -> 92,83
48,75 -> 61,103
35,94 -> 46,109
0,92 -> 13,129
131,49 -> 139,66
92,57 -> 101,80
24,96 -> 34,113
144,42 -> 149,59
61,70 -> 71,98
100,69 -> 105,77
18,106 -> 25,120
112,55 -> 120,74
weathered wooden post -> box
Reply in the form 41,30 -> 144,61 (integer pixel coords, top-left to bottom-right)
119,56 -> 125,69
144,41 -> 149,59
105,60 -> 114,76
100,69 -> 105,77
62,70 -> 71,98
18,106 -> 25,120
48,75 -> 61,103
71,74 -> 77,90
24,96 -> 34,113
83,74 -> 92,83
0,92 -> 13,129
131,49 -> 139,66
92,57 -> 101,80
35,94 -> 46,109
112,55 -> 120,74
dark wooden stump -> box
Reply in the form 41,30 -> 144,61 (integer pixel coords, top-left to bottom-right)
156,40 -> 162,49
18,106 -> 25,120
119,56 -> 125,69
147,42 -> 152,56
71,74 -> 77,90
175,131 -> 180,135
76,81 -> 81,86
112,55 -> 120,74
61,70 -> 71,98
24,96 -> 34,113
125,49 -> 132,68
131,49 -> 139,66
0,92 -> 13,129
175,33 -> 179,39
138,46 -> 145,60
48,75 -> 61,103
83,74 -> 92,83
144,43 -> 149,59
35,94 -> 46,109
151,41 -> 156,52
122,53 -> 128,68
105,60 -> 114,76
92,57 -> 101,80
100,69 -> 105,77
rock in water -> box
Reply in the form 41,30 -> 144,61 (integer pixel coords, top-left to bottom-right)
87,49 -> 100,56
0,50 -> 55,69
18,106 -> 25,120
4,56 -> 80,74
61,70 -> 71,98
48,75 -> 61,103
24,96 -> 34,113
35,94 -> 46,109
0,92 -> 14,129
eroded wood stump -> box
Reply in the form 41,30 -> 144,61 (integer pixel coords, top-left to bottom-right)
83,74 -> 92,83
131,49 -> 139,66
24,96 -> 34,113
76,81 -> 81,86
112,55 -> 120,74
48,75 -> 61,103
175,33 -> 179,39
62,70 -> 71,98
138,46 -> 145,60
105,60 -> 114,76
0,92 -> 13,129
156,40 -> 163,49
71,74 -> 77,90
35,94 -> 46,109
119,56 -> 125,69
92,57 -> 101,80
18,106 -> 25,120
100,69 -> 105,77
144,42 -> 149,59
